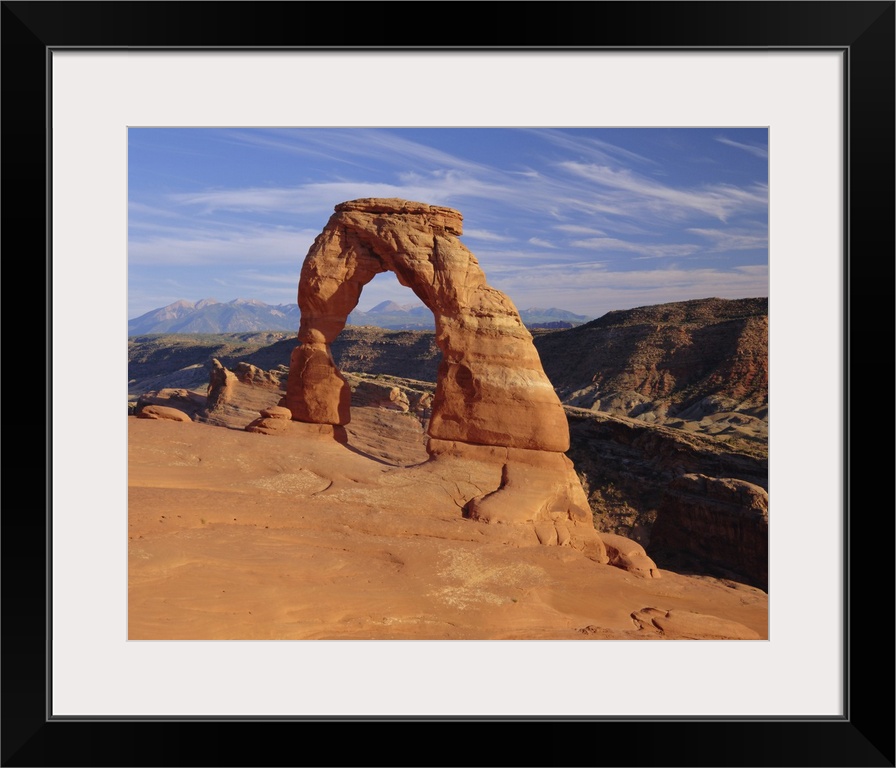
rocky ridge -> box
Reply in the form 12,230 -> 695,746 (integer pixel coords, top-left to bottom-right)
651,474 -> 769,590
534,297 -> 768,445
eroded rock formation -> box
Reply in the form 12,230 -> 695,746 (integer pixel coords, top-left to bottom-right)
233,361 -> 284,389
202,358 -> 286,429
534,297 -> 768,424
565,407 -> 767,544
285,198 -> 597,552
245,405 -> 294,435
351,379 -> 411,413
206,358 -> 237,411
136,404 -> 192,422
650,473 -> 769,590
136,389 -> 205,420
285,199 -> 568,449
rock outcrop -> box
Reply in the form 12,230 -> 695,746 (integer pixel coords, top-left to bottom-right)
600,533 -> 660,578
343,373 -> 434,424
205,358 -> 238,411
128,302 -> 769,586
245,405 -> 295,435
136,404 -> 192,422
650,473 -> 769,590
128,332 -> 288,398
534,297 -> 768,439
285,199 -> 568,450
135,389 -> 206,420
284,199 -> 597,553
233,361 -> 284,389
129,415 -> 770,640
201,358 -> 286,429
565,407 -> 767,544
350,379 -> 411,412
629,607 -> 760,639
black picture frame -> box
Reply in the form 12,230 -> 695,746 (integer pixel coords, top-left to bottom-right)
4,2 -> 893,766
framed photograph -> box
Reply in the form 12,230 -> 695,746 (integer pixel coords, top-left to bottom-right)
5,2 -> 893,765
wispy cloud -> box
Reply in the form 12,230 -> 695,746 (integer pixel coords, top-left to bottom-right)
687,228 -> 768,251
169,172 -> 517,216
226,128 -> 494,177
462,228 -> 516,243
129,227 -> 317,266
553,224 -> 607,236
529,128 -> 656,166
489,263 -> 769,316
129,127 -> 770,320
128,201 -> 190,220
570,237 -> 701,259
559,162 -> 768,222
716,136 -> 769,158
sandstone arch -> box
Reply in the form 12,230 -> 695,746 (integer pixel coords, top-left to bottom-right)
285,198 -> 569,451
285,198 -> 604,555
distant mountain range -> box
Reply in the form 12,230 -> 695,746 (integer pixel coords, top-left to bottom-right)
128,298 -> 592,335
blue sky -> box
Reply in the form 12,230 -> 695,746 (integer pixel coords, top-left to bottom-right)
128,128 -> 768,320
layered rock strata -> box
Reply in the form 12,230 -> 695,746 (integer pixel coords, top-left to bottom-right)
650,473 -> 769,590
285,199 -> 595,550
534,297 -> 768,422
565,406 -> 767,542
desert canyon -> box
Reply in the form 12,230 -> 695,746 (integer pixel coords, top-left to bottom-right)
129,199 -> 768,640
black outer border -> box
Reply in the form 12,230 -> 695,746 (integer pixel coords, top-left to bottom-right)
3,2 -> 893,766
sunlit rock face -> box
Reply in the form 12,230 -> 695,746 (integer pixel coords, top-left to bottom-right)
285,198 -> 569,452
285,198 -> 607,557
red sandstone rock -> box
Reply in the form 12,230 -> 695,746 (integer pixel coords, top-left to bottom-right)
282,200 -> 677,556
206,358 -> 237,411
234,362 -> 284,389
285,199 -> 569,452
427,438 -> 606,560
260,406 -> 293,420
535,297 -> 768,423
599,532 -> 660,578
136,388 -> 205,420
350,379 -> 411,412
630,607 -> 760,639
128,414 -> 769,640
137,404 -> 192,422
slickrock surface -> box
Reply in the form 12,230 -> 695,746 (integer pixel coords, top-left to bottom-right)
128,416 -> 767,640
134,358 -> 768,587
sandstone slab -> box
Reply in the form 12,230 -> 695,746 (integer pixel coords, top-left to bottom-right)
136,404 -> 192,422
128,417 -> 769,640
